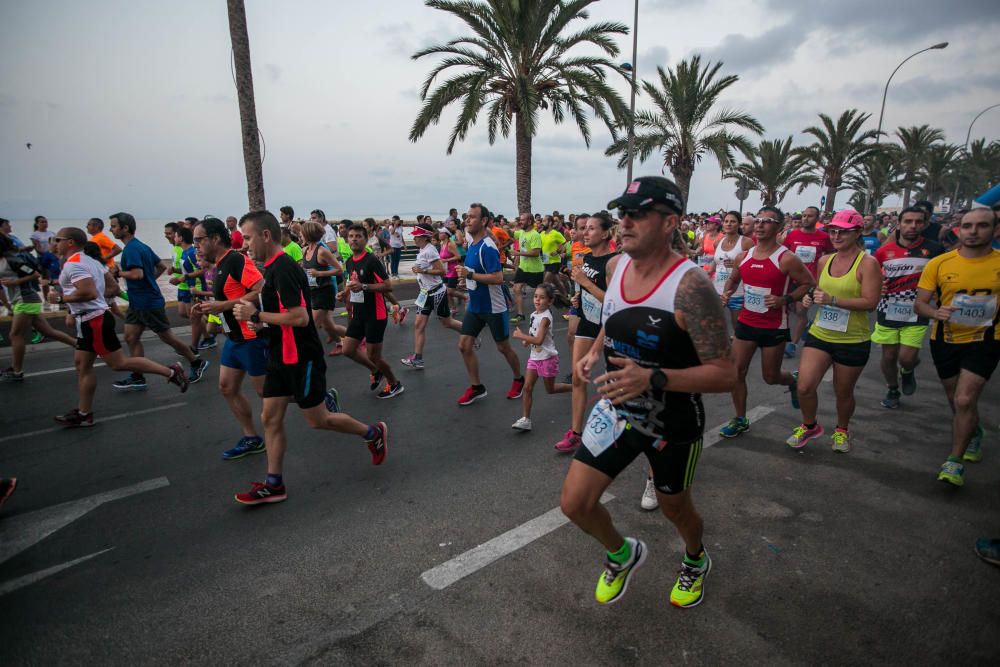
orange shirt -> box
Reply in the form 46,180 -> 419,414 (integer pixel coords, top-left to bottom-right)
89,230 -> 119,268
491,227 -> 512,265
570,241 -> 591,267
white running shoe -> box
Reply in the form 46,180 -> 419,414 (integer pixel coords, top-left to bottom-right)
640,478 -> 658,511
511,417 -> 532,431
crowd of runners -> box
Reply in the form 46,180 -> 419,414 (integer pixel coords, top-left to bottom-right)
2,177 -> 1000,605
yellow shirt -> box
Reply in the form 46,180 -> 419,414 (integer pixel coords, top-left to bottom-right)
539,230 -> 566,264
917,249 -> 1000,343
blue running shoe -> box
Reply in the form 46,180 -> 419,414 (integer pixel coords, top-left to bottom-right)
719,416 -> 750,438
189,359 -> 210,383
222,436 -> 265,460
325,387 -> 341,413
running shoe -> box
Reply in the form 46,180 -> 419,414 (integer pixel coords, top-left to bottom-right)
401,355 -> 425,370
222,436 -> 265,460
189,358 -> 210,383
397,307 -> 409,325
457,385 -> 487,406
937,459 -> 964,487
30,331 -> 44,344
789,371 -> 800,409
167,363 -> 190,393
324,387 -> 341,413
0,368 -> 24,382
511,417 -> 532,431
554,430 -> 581,453
963,425 -> 984,463
900,368 -> 917,396
112,374 -> 148,391
784,342 -> 796,359
234,481 -> 287,505
507,377 -> 525,400
719,416 -> 749,438
369,370 -> 384,391
831,428 -> 851,453
786,423 -> 823,449
54,408 -> 94,428
367,421 -> 388,465
561,372 -> 573,384
197,336 -> 218,350
670,549 -> 712,608
377,381 -> 404,399
640,479 -> 658,511
391,304 -> 400,324
509,313 -> 524,324
880,388 -> 901,409
0,477 -> 17,510
974,538 -> 1000,566
338,310 -> 349,317
328,344 -> 343,357
594,537 -> 647,605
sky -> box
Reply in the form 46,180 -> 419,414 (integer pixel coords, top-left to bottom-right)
1,0 -> 999,221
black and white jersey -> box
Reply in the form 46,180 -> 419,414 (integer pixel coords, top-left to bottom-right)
601,256 -> 704,442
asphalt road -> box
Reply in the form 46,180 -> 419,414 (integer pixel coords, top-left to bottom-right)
1,294 -> 998,665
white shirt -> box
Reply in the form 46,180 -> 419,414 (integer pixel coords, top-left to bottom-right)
59,251 -> 108,321
415,244 -> 444,291
389,227 -> 404,249
528,309 -> 558,361
321,224 -> 339,246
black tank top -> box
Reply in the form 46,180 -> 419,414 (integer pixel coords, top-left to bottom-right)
304,244 -> 332,289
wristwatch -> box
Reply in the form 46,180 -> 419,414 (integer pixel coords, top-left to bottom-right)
250,311 -> 261,324
650,368 -> 668,391
362,284 -> 369,292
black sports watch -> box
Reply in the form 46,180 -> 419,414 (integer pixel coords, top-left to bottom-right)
650,369 -> 668,391
250,311 -> 261,324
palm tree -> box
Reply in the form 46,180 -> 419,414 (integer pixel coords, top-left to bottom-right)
727,137 -> 818,206
226,0 -> 265,211
916,143 -> 960,205
800,109 -> 879,213
409,0 -> 630,214
604,56 -> 763,210
954,138 -> 1000,206
845,147 -> 902,211
895,125 -> 944,209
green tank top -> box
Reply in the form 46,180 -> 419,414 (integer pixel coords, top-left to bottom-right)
808,250 -> 871,344
173,246 -> 188,291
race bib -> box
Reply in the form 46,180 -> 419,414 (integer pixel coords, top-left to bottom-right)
582,398 -> 626,457
350,288 -> 365,303
950,294 -> 998,328
306,272 -> 319,288
816,304 -> 850,332
415,289 -> 429,308
541,252 -> 550,264
581,290 -> 602,324
714,268 -> 731,289
466,277 -> 477,291
697,254 -> 712,267
743,285 -> 771,313
884,297 -> 917,323
220,312 -> 231,333
794,245 -> 817,264
74,316 -> 83,338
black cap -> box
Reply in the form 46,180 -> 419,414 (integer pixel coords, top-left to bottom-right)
607,176 -> 685,214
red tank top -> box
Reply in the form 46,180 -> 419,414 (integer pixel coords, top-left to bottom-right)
737,246 -> 790,329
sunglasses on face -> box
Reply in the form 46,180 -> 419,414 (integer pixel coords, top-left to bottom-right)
828,228 -> 858,236
753,217 -> 781,224
52,236 -> 68,242
617,207 -> 672,220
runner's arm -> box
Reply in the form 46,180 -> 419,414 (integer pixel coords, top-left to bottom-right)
781,252 -> 816,303
514,316 -> 550,345
914,287 -> 953,320
102,245 -> 122,263
721,251 -> 745,296
669,269 -> 736,393
103,272 -> 121,298
59,276 -> 99,303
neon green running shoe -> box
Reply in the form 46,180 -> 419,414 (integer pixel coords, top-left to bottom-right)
831,428 -> 851,453
671,549 -> 712,608
963,425 -> 984,463
937,459 -> 964,487
594,537 -> 647,605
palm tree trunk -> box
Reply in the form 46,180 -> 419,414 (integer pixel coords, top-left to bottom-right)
825,183 -> 837,213
227,0 -> 265,212
515,113 -> 532,215
902,185 -> 911,209
672,168 -> 692,215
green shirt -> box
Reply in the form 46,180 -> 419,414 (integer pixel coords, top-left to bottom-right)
337,237 -> 352,264
540,230 -> 566,264
518,230 -> 544,273
172,246 -> 188,290
284,241 -> 304,263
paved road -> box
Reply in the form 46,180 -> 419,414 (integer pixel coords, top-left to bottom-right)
1,300 -> 998,665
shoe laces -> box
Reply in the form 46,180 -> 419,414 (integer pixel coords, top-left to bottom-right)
792,425 -> 808,438
832,430 -> 848,444
676,561 -> 703,591
601,560 -> 625,584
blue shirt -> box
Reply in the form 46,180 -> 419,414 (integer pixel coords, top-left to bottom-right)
862,234 -> 880,254
180,245 -> 200,292
464,236 -> 506,314
121,238 -> 164,309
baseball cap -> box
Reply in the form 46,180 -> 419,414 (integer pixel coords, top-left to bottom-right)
410,223 -> 434,237
828,209 -> 863,229
607,176 -> 685,214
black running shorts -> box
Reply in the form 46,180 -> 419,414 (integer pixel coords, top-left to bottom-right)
76,312 -> 122,356
574,426 -> 704,495
802,332 -> 871,367
263,356 -> 327,409
346,316 -> 388,345
930,338 -> 1000,381
513,269 -> 543,288
734,321 -> 790,348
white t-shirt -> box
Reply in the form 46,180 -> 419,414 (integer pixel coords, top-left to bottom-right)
31,229 -> 55,250
528,309 -> 558,361
389,227 -> 404,249
415,244 -> 444,291
321,224 -> 339,246
59,251 -> 108,321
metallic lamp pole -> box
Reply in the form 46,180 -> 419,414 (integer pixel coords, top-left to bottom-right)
625,0 -> 638,185
950,102 -> 1000,209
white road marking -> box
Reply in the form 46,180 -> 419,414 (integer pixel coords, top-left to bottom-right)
25,363 -> 106,377
0,548 -> 114,597
0,403 -> 187,444
0,477 -> 170,566
704,404 -> 777,448
421,493 -> 616,590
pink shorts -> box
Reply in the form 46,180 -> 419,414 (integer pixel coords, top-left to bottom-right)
527,356 -> 559,378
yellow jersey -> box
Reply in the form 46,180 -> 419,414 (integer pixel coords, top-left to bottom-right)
917,249 -> 1000,343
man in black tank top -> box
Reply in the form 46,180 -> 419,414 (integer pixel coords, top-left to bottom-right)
561,176 -> 736,609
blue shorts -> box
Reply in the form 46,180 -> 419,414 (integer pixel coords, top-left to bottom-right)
726,295 -> 744,312
461,310 -> 510,342
220,337 -> 268,376
177,290 -> 192,304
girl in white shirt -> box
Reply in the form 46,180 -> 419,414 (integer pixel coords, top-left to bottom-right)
510,284 -> 571,430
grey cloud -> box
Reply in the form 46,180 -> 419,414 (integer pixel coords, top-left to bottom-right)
694,22 -> 802,74
45,101 -> 61,110
262,64 -> 281,82
637,46 -> 669,77
0,93 -> 18,110
369,167 -> 393,178
203,94 -> 234,104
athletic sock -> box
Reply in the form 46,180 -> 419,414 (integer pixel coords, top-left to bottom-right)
684,547 -> 706,568
364,424 -> 379,441
836,426 -> 849,432
900,368 -> 913,375
515,376 -> 524,382
572,431 -> 582,437
265,473 -> 283,488
887,385 -> 899,391
804,422 -> 817,430
414,353 -> 423,360
608,540 -> 632,565
473,384 -> 485,391
947,455 -> 962,463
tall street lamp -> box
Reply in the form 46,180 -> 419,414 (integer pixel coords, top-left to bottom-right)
623,0 -> 639,186
951,102 -> 1000,208
864,41 -> 948,214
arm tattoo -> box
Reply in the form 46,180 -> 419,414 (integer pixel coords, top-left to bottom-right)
676,268 -> 731,362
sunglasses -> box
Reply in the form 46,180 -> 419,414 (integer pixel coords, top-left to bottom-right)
828,227 -> 859,235
617,207 -> 673,220
753,217 -> 781,224
51,236 -> 68,242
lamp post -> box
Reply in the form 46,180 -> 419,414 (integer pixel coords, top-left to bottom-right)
864,42 -> 948,214
624,0 -> 639,186
950,102 -> 1000,209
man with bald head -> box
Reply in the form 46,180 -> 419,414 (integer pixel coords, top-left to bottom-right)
226,216 -> 244,251
915,208 -> 1000,487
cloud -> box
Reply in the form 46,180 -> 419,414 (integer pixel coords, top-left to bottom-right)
261,64 -> 281,82
202,93 -> 234,104
637,46 -> 669,77
369,167 -> 393,178
695,22 -> 802,74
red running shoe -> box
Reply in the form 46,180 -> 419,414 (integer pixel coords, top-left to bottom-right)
234,481 -> 287,505
167,362 -> 189,393
457,385 -> 487,406
0,477 -> 17,510
328,344 -> 343,357
507,377 -> 525,400
397,307 -> 409,325
54,408 -> 94,428
367,421 -> 388,465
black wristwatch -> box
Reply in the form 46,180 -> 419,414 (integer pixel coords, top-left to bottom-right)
250,311 -> 261,324
650,369 -> 668,391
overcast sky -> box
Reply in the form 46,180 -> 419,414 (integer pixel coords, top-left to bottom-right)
2,0 -> 998,220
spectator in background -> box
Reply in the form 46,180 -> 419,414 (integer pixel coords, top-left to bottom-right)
226,216 -> 244,251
